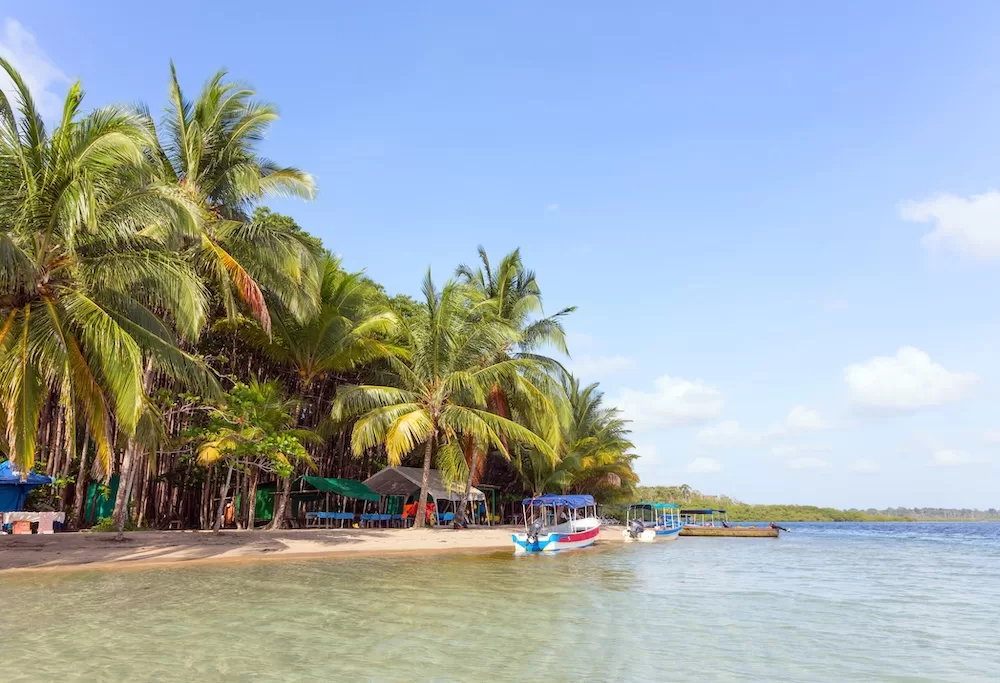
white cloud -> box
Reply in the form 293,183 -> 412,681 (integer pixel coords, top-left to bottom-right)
771,443 -> 832,457
617,375 -> 724,430
930,449 -> 987,467
697,407 -> 831,450
900,191 -> 1000,261
686,457 -> 722,474
850,458 -> 881,473
696,420 -> 758,448
786,457 -> 831,470
568,354 -> 633,378
984,430 -> 1000,445
785,405 -> 830,431
0,18 -> 68,119
845,347 -> 977,412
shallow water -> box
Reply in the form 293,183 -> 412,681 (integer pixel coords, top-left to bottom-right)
3,523 -> 999,682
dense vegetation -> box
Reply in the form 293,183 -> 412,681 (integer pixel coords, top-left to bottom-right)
0,60 -> 640,533
633,486 -> 1000,522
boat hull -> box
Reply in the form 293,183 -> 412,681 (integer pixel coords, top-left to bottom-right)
622,525 -> 682,542
655,526 -> 682,541
513,523 -> 600,553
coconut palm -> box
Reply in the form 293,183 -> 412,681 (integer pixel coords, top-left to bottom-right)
452,247 -> 573,522
515,375 -> 638,502
0,59 -> 211,478
142,65 -> 320,333
111,67 -> 319,533
244,255 -> 404,389
332,273 -> 557,528
233,254 -> 405,527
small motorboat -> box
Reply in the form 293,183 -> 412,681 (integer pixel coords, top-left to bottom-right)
623,502 -> 682,542
512,494 -> 601,553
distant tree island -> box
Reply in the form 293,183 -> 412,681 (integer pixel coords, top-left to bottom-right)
633,486 -> 1000,522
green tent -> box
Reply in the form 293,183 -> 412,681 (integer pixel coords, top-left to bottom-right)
85,476 -> 119,524
299,476 -> 380,502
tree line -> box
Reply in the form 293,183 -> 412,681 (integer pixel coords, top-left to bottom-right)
634,486 -> 999,522
0,59 -> 640,535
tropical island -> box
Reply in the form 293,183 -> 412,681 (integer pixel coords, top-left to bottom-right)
2,59 -> 995,568
0,59 -> 641,544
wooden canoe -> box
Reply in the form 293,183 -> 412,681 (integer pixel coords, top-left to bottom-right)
680,526 -> 779,538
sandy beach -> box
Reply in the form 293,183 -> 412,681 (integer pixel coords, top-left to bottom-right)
0,526 -> 628,573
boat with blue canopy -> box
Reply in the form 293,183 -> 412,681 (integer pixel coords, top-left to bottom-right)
512,494 -> 600,553
623,502 -> 682,542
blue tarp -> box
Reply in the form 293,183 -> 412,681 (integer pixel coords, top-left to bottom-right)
631,501 -> 680,510
0,460 -> 54,513
522,494 -> 595,509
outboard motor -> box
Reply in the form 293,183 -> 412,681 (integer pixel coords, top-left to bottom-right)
526,518 -> 544,545
628,519 -> 646,539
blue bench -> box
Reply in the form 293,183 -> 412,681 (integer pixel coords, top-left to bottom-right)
306,511 -> 356,528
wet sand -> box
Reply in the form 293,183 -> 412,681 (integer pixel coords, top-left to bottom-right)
0,526 -> 628,573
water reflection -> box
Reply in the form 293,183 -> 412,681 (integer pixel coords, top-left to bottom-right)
3,523 -> 999,682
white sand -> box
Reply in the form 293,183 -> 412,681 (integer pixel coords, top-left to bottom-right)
0,525 -> 627,573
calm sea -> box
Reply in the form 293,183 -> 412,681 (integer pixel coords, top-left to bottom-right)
3,522 -> 998,682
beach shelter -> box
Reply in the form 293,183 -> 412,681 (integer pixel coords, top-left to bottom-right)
0,461 -> 53,513
294,476 -> 382,519
363,467 -> 488,525
363,466 -> 486,504
299,476 -> 380,502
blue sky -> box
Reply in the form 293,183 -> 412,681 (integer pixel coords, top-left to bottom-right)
5,2 -> 1000,508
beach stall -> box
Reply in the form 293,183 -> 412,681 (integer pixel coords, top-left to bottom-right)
363,466 -> 487,527
296,476 -> 381,528
0,461 -> 59,534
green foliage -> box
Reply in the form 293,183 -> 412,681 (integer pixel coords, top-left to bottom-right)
633,486 -> 913,522
196,379 -> 315,478
91,516 -> 140,533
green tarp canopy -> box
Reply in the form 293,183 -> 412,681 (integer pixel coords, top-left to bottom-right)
300,476 -> 380,502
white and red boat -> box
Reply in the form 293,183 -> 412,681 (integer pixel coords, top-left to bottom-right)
512,494 -> 601,553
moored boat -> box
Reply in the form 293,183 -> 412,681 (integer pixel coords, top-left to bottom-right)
512,494 -> 601,553
679,508 -> 780,537
623,502 -> 682,542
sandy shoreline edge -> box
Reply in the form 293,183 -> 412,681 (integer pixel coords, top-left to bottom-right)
1,526 -> 628,574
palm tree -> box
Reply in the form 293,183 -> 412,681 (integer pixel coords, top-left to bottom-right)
452,247 -> 572,522
143,65 -> 320,333
0,59 -> 211,479
332,273 -> 556,528
515,375 -> 638,502
112,66 -> 318,533
234,254 -> 404,527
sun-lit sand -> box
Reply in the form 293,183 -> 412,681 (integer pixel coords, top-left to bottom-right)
0,526 -> 629,573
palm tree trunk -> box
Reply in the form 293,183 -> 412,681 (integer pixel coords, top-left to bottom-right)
456,448 -> 480,526
267,476 -> 292,530
414,436 -> 435,529
71,430 -> 91,529
212,464 -> 234,533
246,469 -> 259,530
112,359 -> 155,539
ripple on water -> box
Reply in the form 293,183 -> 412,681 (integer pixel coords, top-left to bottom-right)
2,523 -> 999,682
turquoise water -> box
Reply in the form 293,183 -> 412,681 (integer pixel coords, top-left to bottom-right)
3,523 -> 999,681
